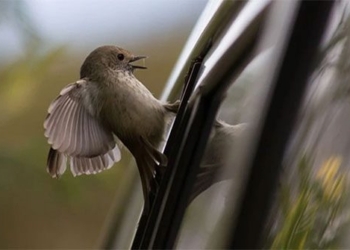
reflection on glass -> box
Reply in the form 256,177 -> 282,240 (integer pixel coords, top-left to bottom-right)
267,2 -> 350,249
175,1 -> 345,248
175,47 -> 275,249
189,121 -> 249,204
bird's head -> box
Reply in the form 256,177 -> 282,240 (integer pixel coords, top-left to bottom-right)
80,45 -> 147,78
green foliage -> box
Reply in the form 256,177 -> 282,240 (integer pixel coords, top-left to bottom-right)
269,155 -> 349,249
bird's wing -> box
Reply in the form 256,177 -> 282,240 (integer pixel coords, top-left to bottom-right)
47,147 -> 120,178
44,79 -> 120,158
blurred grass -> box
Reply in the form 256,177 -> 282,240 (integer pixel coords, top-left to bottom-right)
269,155 -> 349,249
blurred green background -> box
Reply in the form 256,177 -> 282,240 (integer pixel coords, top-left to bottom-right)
0,0 -> 206,248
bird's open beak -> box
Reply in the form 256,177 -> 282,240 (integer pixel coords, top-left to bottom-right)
129,55 -> 147,69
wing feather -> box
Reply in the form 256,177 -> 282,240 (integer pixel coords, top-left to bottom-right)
45,80 -> 123,178
47,148 -> 67,178
68,146 -> 121,176
44,80 -> 117,157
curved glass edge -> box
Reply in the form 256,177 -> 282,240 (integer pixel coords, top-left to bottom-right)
160,0 -> 244,102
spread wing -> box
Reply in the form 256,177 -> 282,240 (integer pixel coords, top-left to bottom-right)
44,79 -> 121,177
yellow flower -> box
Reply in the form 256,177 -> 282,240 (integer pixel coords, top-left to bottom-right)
316,156 -> 344,201
317,156 -> 341,182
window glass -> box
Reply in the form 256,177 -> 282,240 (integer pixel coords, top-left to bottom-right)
175,47 -> 277,249
175,1 -> 304,248
266,2 -> 350,249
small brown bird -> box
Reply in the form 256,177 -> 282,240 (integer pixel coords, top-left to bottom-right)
44,45 -> 178,211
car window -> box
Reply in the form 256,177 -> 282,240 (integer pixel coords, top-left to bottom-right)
176,1 -> 337,249
102,1 -> 338,249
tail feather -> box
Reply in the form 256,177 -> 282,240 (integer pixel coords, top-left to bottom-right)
140,136 -> 167,166
134,136 -> 168,214
135,152 -> 157,214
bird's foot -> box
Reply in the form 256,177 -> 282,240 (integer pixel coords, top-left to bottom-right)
163,100 -> 181,113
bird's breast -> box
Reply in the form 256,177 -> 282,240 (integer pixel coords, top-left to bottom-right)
98,75 -> 165,143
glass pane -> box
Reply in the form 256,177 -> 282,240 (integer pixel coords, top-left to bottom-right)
266,2 -> 350,249
176,50 -> 273,249
175,1 -> 303,248
177,40 -> 291,247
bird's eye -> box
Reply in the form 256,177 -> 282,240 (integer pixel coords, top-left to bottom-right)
117,53 -> 125,61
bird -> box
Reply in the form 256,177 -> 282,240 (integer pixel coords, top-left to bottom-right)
190,121 -> 249,203
43,45 -> 179,212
